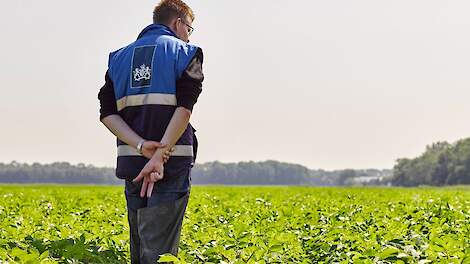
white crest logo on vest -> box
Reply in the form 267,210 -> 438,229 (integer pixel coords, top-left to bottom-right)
133,64 -> 151,81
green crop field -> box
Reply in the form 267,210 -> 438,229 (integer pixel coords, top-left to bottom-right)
0,185 -> 468,263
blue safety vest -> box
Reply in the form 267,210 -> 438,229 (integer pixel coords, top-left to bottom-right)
107,24 -> 199,185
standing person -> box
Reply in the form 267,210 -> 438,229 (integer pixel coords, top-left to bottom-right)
97,0 -> 204,263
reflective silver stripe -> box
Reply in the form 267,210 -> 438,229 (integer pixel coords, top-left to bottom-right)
117,145 -> 193,157
116,93 -> 177,111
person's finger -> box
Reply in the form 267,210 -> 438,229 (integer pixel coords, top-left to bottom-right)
149,172 -> 157,181
155,171 -> 163,181
147,181 -> 154,198
153,171 -> 164,181
134,164 -> 151,182
163,153 -> 170,161
140,178 -> 149,198
133,172 -> 144,183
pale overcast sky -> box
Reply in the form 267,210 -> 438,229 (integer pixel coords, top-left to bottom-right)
1,0 -> 470,170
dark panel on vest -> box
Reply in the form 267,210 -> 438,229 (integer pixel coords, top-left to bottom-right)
131,46 -> 156,88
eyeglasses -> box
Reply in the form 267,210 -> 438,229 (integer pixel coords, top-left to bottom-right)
178,18 -> 194,36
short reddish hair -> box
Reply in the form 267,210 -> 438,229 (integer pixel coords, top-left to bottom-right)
153,0 -> 195,24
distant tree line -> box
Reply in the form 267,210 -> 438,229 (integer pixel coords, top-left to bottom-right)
192,161 -> 391,186
191,160 -> 314,185
0,161 -> 121,184
0,160 -> 391,186
3,137 -> 469,186
392,138 -> 470,186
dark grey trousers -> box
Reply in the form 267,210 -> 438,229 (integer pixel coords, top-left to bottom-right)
125,180 -> 190,264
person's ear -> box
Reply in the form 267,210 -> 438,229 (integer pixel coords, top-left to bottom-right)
173,18 -> 179,31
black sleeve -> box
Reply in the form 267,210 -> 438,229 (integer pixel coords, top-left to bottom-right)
176,48 -> 204,111
97,70 -> 118,120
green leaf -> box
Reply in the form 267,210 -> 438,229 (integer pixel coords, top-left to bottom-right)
39,250 -> 49,260
379,246 -> 400,259
158,253 -> 182,263
269,244 -> 283,252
